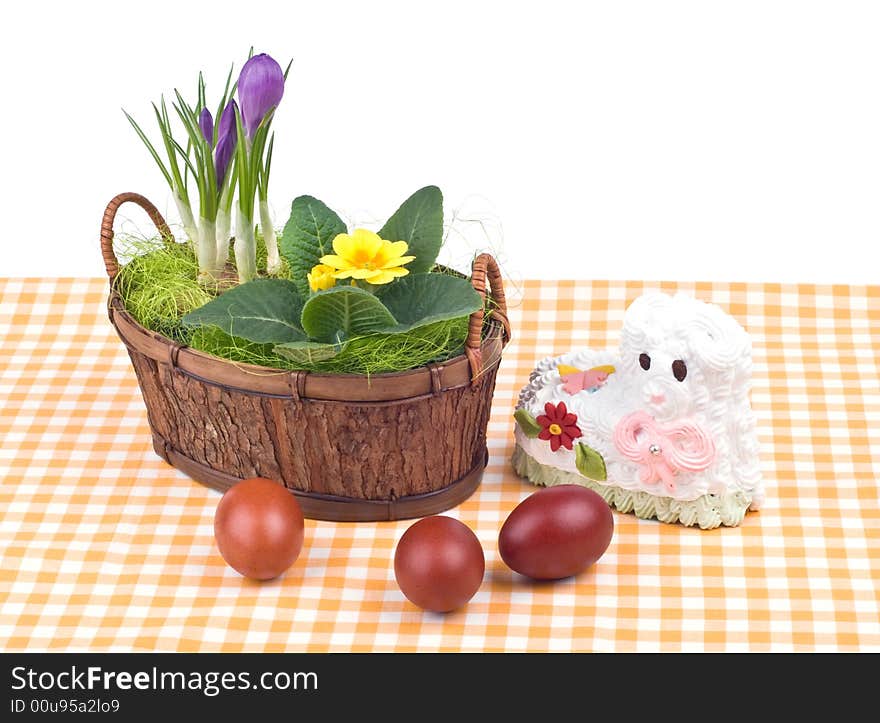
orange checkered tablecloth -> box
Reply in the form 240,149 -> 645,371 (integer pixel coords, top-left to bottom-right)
1,278 -> 878,652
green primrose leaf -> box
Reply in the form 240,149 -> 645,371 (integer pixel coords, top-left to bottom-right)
181,279 -> 306,344
514,408 -> 543,438
575,442 -> 607,482
377,273 -> 482,332
274,340 -> 343,364
300,286 -> 397,344
378,186 -> 443,274
280,196 -> 348,299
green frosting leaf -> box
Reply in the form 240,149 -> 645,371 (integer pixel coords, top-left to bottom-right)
378,186 -> 443,274
280,195 -> 348,298
300,286 -> 398,344
377,274 -> 482,332
514,408 -> 543,438
181,279 -> 307,344
575,442 -> 607,481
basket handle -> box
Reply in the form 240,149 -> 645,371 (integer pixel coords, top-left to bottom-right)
100,192 -> 173,281
465,253 -> 511,383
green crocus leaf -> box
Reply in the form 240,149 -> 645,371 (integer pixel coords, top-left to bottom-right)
514,408 -> 543,438
280,195 -> 348,298
300,286 -> 398,344
377,273 -> 482,332
378,186 -> 443,274
274,340 -> 343,364
575,442 -> 607,482
181,278 -> 306,344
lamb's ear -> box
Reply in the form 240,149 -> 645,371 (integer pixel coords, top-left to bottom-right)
620,292 -> 670,352
685,301 -> 752,374
624,292 -> 670,322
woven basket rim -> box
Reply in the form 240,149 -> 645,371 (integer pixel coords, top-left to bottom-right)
108,289 -> 507,403
101,192 -> 511,404
108,287 -> 502,378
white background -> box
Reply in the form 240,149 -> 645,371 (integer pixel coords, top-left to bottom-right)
1,0 -> 878,282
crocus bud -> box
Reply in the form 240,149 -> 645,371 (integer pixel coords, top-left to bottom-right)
198,107 -> 214,145
237,53 -> 284,138
214,100 -> 238,186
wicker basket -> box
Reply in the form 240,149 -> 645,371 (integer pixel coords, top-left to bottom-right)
101,192 -> 511,521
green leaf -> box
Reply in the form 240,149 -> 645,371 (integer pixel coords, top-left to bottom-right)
274,340 -> 342,364
258,133 -> 274,198
197,71 -> 206,112
181,279 -> 306,344
169,136 -> 198,179
575,442 -> 607,481
378,186 -> 443,274
122,110 -> 173,188
214,63 -> 235,135
300,287 -> 398,344
280,196 -> 348,298
233,104 -> 255,220
514,408 -> 542,438
377,273 -> 481,332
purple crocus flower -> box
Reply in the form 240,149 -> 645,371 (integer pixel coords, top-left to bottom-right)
214,100 -> 238,186
237,54 -> 284,138
198,107 -> 214,145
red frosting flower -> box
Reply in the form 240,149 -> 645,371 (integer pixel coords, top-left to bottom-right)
536,401 -> 582,451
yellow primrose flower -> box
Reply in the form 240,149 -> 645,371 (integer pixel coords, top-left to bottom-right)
320,228 -> 415,285
307,264 -> 337,292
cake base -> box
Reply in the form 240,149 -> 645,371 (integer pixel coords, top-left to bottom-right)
511,444 -> 753,529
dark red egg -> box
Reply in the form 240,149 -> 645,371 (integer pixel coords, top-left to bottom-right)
394,516 -> 485,612
214,477 -> 305,580
498,485 -> 613,580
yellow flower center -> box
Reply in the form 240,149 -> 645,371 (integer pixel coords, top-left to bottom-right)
353,249 -> 373,266
548,423 -> 562,436
318,228 -> 417,286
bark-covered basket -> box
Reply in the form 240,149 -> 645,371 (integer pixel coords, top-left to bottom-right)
101,193 -> 511,521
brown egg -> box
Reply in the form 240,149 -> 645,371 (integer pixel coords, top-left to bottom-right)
394,516 -> 485,612
214,477 -> 304,580
499,484 -> 613,580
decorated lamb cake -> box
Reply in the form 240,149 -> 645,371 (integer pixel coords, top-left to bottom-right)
512,292 -> 763,529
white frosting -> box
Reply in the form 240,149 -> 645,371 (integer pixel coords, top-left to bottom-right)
516,292 -> 763,507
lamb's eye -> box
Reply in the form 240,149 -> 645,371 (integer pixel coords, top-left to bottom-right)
672,359 -> 687,382
639,353 -> 651,371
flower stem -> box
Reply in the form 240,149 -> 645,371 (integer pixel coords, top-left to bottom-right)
173,192 -> 198,249
215,208 -> 231,271
234,210 -> 257,282
197,216 -> 219,281
259,199 -> 280,275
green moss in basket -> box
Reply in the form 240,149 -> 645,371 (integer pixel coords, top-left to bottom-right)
113,230 -> 289,344
113,236 -> 211,344
181,186 -> 485,374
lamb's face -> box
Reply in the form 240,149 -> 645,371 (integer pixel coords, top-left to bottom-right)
619,320 -> 702,423
619,293 -> 751,423
625,341 -> 698,422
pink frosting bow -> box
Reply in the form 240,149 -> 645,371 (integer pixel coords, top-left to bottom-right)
613,410 -> 716,493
